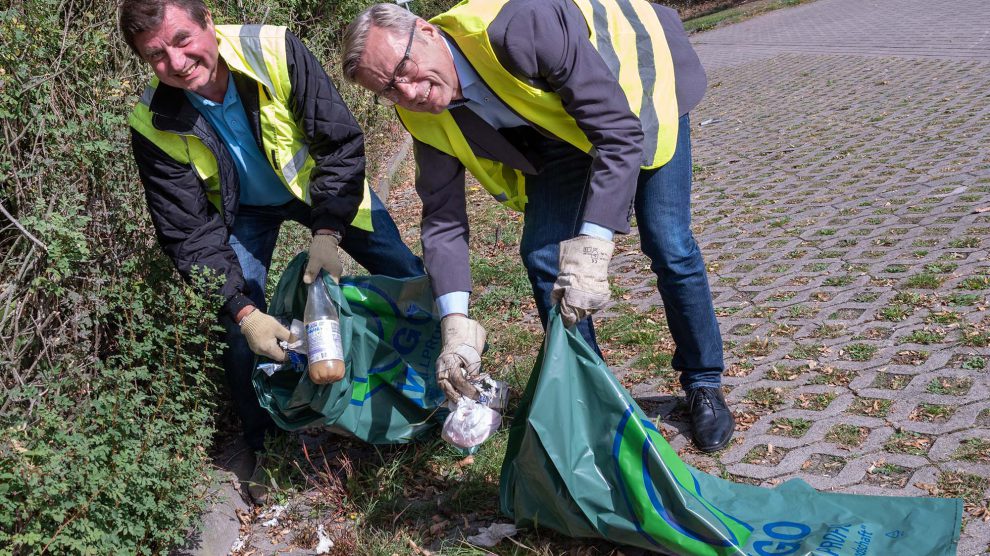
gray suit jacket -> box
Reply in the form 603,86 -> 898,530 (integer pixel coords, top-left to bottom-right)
413,0 -> 707,297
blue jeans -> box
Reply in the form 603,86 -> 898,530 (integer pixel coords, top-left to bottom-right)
222,190 -> 424,450
520,114 -> 723,391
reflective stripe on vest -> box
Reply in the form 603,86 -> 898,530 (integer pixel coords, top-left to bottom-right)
129,85 -> 224,211
129,25 -> 373,231
399,0 -> 678,212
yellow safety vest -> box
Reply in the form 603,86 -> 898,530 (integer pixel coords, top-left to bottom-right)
398,0 -> 678,212
129,24 -> 373,230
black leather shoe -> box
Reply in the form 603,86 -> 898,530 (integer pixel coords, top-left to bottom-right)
686,386 -> 735,453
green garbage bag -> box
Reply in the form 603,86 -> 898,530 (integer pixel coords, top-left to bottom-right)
252,253 -> 445,443
499,308 -> 962,555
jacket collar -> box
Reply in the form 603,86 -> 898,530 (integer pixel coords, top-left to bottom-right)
148,81 -> 204,136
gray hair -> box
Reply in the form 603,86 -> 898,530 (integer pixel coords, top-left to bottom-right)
341,3 -> 421,83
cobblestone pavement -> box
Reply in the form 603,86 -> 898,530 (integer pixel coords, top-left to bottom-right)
609,0 -> 990,553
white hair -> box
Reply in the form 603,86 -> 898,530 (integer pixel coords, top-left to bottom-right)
341,3 -> 421,83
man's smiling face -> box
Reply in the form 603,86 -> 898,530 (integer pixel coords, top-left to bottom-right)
353,21 -> 461,114
133,4 -> 224,100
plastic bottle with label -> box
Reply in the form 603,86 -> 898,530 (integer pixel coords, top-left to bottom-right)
304,271 -> 345,384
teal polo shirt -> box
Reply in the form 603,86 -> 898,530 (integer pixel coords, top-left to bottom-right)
185,73 -> 295,206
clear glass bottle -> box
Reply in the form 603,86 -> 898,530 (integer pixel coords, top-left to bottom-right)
304,271 -> 345,384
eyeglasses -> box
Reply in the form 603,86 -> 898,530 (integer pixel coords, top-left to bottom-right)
376,24 -> 418,106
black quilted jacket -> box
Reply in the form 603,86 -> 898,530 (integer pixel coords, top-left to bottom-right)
130,31 -> 364,318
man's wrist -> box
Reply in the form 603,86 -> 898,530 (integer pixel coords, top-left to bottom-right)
236,305 -> 257,326
578,221 -> 615,241
314,228 -> 342,240
436,291 -> 471,318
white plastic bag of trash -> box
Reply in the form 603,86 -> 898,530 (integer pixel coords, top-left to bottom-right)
466,523 -> 518,547
315,524 -> 334,554
441,397 -> 501,448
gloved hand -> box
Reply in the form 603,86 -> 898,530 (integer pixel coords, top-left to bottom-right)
239,309 -> 291,362
550,235 -> 615,327
303,232 -> 342,284
436,315 -> 487,403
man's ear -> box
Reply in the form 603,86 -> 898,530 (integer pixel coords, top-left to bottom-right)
417,19 -> 437,41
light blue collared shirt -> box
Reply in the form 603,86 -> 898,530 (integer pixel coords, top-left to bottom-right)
443,38 -> 528,130
185,73 -> 294,206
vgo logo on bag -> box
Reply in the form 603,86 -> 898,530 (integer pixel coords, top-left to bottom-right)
748,522 -> 813,555
747,521 -> 875,556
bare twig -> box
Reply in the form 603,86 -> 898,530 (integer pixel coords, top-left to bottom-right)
0,200 -> 46,252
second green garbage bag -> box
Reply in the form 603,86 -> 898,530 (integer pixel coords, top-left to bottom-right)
499,308 -> 962,555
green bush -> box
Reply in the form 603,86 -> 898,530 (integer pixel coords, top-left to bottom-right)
0,0 -> 465,552
0,274 -> 223,554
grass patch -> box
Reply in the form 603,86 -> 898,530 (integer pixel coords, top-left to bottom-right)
961,325 -> 990,347
852,291 -> 881,303
961,355 -> 986,370
871,372 -> 911,390
597,305 -> 667,348
790,342 -> 827,360
684,0 -> 813,33
801,454 -> 845,478
926,310 -> 962,325
924,262 -> 958,273
910,403 -> 956,423
892,350 -> 930,366
744,387 -> 787,411
893,291 -> 933,307
842,343 -> 877,361
764,364 -> 805,381
946,292 -> 981,305
767,291 -> 797,302
958,275 -> 990,290
739,337 -> 778,357
952,439 -> 990,463
794,392 -> 837,411
865,463 -> 910,488
741,444 -> 788,465
925,377 -> 972,396
901,328 -> 945,344
471,253 -> 534,321
947,237 -> 980,248
787,305 -> 816,319
807,367 -> 856,386
877,304 -> 912,321
769,417 -> 812,437
822,275 -> 855,287
936,472 -> 989,505
847,397 -> 892,418
825,424 -> 869,448
811,324 -> 846,338
903,273 -> 944,289
884,432 -> 933,456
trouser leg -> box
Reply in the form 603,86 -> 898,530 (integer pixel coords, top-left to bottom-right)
634,115 -> 724,391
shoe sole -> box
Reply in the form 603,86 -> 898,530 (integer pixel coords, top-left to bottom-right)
694,432 -> 733,453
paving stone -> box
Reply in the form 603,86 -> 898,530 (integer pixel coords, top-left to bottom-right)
606,0 -> 990,552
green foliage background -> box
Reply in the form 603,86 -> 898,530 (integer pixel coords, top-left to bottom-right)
0,0 -> 458,553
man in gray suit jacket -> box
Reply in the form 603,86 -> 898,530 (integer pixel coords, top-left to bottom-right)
342,0 -> 734,452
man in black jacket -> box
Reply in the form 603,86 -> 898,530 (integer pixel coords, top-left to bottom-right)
119,0 -> 424,494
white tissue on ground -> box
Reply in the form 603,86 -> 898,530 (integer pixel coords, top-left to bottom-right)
466,523 -> 518,547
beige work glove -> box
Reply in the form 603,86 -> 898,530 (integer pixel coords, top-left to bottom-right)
550,235 -> 615,328
303,233 -> 342,284
436,315 -> 487,403
240,310 -> 291,362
